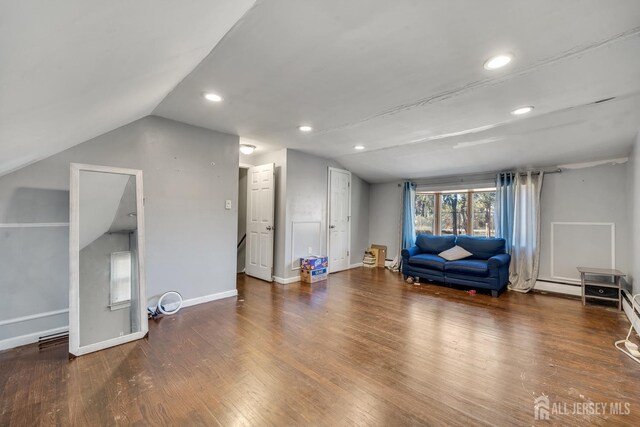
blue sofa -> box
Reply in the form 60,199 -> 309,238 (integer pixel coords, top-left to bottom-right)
401,234 -> 511,297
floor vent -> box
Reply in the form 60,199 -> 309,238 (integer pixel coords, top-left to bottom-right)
38,331 -> 69,351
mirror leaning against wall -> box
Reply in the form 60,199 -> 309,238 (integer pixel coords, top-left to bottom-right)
69,163 -> 148,357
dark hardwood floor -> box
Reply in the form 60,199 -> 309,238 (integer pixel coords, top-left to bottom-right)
1,268 -> 640,426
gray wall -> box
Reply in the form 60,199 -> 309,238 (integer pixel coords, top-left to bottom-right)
368,164 -> 631,277
285,149 -> 329,279
245,149 -> 370,281
350,173 -> 371,263
538,163 -> 630,282
79,233 -> 131,346
629,133 -> 640,294
0,116 -> 239,344
283,149 -> 370,279
237,168 -> 247,273
368,182 -> 403,260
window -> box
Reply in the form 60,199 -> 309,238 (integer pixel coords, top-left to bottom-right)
440,192 -> 468,236
415,188 -> 496,237
110,251 -> 132,310
415,193 -> 435,235
472,191 -> 496,237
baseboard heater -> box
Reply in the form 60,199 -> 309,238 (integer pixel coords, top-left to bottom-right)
38,330 -> 69,351
622,289 -> 640,336
534,278 -> 581,297
536,278 -> 580,287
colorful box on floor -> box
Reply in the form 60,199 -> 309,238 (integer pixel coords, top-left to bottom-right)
300,256 -> 329,283
300,256 -> 328,271
300,267 -> 328,283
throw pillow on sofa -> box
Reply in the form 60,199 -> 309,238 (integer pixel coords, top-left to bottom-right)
438,245 -> 473,261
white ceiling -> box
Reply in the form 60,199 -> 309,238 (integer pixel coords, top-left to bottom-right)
153,0 -> 640,183
0,0 -> 255,175
3,1 -> 640,183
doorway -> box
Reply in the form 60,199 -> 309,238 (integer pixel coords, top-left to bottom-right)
237,167 -> 248,273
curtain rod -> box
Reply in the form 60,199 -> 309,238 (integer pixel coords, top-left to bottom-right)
507,168 -> 562,176
407,167 -> 562,186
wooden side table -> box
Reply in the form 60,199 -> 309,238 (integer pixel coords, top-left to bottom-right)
577,267 -> 625,310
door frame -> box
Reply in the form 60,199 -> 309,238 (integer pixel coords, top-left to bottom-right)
237,164 -> 251,275
326,167 -> 351,273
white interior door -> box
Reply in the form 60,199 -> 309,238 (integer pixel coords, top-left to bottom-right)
328,167 -> 351,273
245,163 -> 275,282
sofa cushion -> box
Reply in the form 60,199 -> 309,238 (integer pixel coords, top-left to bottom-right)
407,253 -> 447,271
455,236 -> 506,260
444,259 -> 491,277
415,234 -> 456,254
438,245 -> 473,261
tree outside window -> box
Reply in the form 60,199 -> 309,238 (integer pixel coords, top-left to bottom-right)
440,193 -> 468,235
472,191 -> 496,237
415,193 -> 435,235
415,189 -> 496,238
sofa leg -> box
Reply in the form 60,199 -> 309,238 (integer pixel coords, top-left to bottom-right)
491,290 -> 498,298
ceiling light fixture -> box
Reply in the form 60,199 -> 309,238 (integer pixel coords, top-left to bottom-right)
239,144 -> 256,155
298,125 -> 313,132
483,54 -> 513,70
203,92 -> 223,102
511,106 -> 534,115
354,145 -> 365,150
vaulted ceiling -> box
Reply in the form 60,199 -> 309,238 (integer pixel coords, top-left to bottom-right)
0,0 -> 256,175
3,1 -> 640,183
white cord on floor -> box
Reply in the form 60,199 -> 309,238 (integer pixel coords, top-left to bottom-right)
615,293 -> 640,364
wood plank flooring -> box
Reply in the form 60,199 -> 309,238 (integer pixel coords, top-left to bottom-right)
1,268 -> 640,426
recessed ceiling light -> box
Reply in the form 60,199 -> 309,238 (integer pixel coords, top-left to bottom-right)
204,92 -> 223,102
354,145 -> 365,150
239,144 -> 256,155
484,54 -> 513,70
298,125 -> 313,132
511,106 -> 534,115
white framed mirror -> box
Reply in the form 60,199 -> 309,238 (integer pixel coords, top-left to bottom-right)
69,163 -> 148,357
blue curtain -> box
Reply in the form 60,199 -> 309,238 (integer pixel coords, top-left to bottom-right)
495,172 -> 515,254
402,182 -> 417,249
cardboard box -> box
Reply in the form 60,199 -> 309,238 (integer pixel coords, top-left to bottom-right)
300,256 -> 329,283
301,267 -> 328,283
370,244 -> 387,267
300,256 -> 328,271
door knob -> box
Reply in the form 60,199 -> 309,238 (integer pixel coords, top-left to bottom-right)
329,225 -> 336,229
266,226 -> 272,231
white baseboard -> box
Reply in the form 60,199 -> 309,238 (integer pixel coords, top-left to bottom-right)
273,276 -> 301,284
0,326 -> 68,352
623,290 -> 640,337
181,289 -> 238,308
0,290 -> 238,352
349,262 -> 363,269
534,280 -> 581,296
